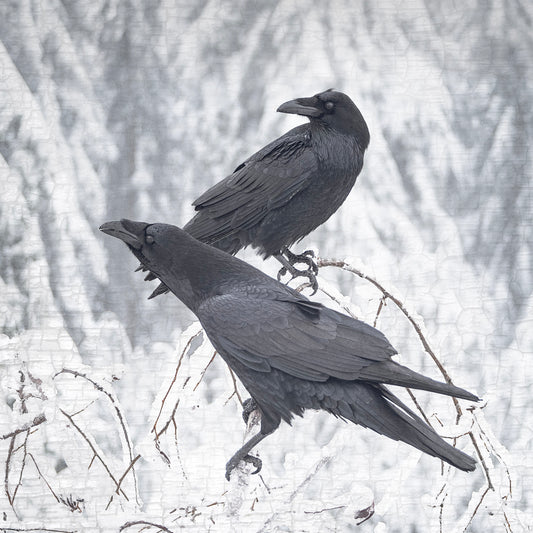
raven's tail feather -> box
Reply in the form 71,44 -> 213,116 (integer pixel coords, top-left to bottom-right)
322,382 -> 476,472
359,361 -> 480,402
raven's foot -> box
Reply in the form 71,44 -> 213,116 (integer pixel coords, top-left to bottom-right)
284,248 -> 319,275
274,249 -> 319,294
276,263 -> 319,295
225,453 -> 262,481
242,398 -> 258,424
224,431 -> 268,481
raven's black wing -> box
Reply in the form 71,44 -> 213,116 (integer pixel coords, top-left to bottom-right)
184,125 -> 317,243
197,289 -> 396,382
197,289 -> 478,401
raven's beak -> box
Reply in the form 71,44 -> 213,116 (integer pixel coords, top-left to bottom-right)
277,96 -> 323,118
99,219 -> 148,250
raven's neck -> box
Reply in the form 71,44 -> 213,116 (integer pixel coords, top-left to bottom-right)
310,123 -> 365,172
163,236 -> 270,313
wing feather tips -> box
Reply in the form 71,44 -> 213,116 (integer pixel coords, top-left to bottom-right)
326,383 -> 477,472
359,361 -> 480,402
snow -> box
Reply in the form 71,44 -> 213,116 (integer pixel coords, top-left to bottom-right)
1,0 -> 532,531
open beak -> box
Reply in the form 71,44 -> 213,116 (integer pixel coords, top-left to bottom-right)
277,95 -> 323,118
99,219 -> 148,250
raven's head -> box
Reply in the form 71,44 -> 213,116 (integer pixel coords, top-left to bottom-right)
100,219 -> 159,268
100,219 -> 195,301
277,89 -> 369,149
100,219 -> 261,309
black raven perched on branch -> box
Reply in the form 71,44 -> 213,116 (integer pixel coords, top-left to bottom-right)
148,89 -> 369,298
101,219 -> 479,479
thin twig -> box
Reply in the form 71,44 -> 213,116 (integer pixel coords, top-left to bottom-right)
373,297 -> 387,327
5,435 -> 16,508
105,454 -> 142,510
119,520 -> 174,532
54,369 -> 139,504
258,457 -> 333,532
462,486 -> 491,532
227,367 -> 243,406
470,409 -> 509,493
152,330 -> 202,434
59,409 -> 129,501
0,526 -> 77,533
27,452 -> 60,503
192,351 -> 217,391
155,400 -> 180,440
406,388 -> 433,426
9,430 -> 29,506
1,414 -> 46,440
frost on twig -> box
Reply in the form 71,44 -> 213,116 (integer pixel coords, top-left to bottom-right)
225,406 -> 263,518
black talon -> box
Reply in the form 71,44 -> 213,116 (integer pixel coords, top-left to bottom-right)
244,454 -> 262,475
277,267 -> 288,282
284,248 -> 319,274
225,431 -> 268,480
276,263 -> 318,295
274,248 -> 319,293
225,453 -> 263,481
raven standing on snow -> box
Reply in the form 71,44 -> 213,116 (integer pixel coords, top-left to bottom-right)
147,89 -> 369,298
101,219 -> 479,480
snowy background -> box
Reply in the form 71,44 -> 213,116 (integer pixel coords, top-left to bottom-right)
1,1 -> 532,531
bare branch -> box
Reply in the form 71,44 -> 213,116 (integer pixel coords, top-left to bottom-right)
5,435 -> 16,509
27,452 -> 60,503
54,369 -> 139,503
154,400 -> 180,441
227,367 -> 243,406
406,388 -> 433,426
192,350 -> 217,391
258,456 -> 333,532
5,429 -> 30,511
119,520 -> 174,532
106,454 -> 142,510
462,486 -> 491,532
59,408 -> 129,501
152,330 -> 202,434
0,526 -> 77,533
373,296 -> 387,328
1,414 -> 46,440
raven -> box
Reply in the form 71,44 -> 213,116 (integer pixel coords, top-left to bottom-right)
101,219 -> 479,479
148,89 -> 369,298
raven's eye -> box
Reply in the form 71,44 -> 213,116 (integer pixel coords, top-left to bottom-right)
145,234 -> 155,244
325,101 -> 335,111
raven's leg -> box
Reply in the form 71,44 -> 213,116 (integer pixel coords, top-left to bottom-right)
225,431 -> 269,481
274,250 -> 319,294
242,398 -> 258,424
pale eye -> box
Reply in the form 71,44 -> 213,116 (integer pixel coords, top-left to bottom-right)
145,234 -> 155,244
325,101 -> 334,111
